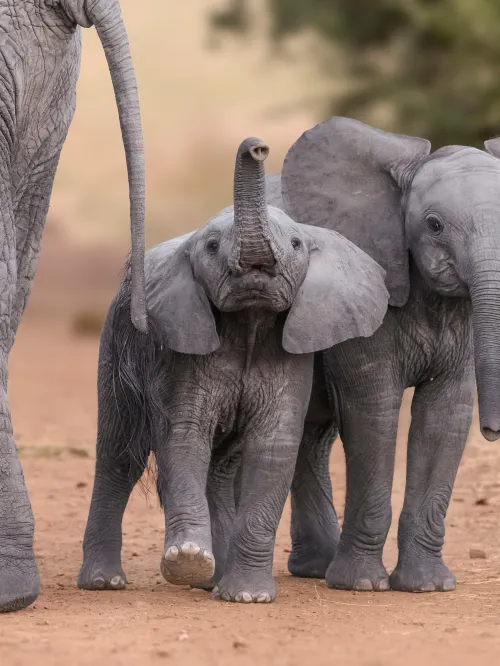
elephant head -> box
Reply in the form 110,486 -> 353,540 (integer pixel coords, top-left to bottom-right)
145,137 -> 390,355
280,116 -> 500,440
47,0 -> 147,333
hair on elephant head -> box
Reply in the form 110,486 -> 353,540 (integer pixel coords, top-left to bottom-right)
142,137 -> 390,356
280,116 -> 500,440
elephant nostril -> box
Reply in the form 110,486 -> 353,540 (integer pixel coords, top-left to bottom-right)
481,426 -> 500,442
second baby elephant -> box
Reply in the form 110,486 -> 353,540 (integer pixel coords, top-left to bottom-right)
77,137 -> 389,603
268,116 -> 500,593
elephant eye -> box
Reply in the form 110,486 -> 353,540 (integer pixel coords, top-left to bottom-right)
291,237 -> 302,250
426,215 -> 444,235
206,238 -> 219,254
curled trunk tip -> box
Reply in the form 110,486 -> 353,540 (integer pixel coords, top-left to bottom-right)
237,137 -> 269,163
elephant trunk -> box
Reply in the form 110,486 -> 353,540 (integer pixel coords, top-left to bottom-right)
86,0 -> 147,333
233,137 -> 276,272
469,236 -> 500,441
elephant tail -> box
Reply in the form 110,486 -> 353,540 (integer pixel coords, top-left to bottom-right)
98,273 -> 168,481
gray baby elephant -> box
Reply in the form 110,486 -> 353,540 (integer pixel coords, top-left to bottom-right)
77,137 -> 389,603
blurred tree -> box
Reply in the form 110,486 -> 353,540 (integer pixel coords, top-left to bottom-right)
210,0 -> 500,147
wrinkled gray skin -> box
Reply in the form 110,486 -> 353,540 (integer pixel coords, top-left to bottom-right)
77,137 -> 389,603
0,0 -> 146,613
268,116 -> 500,592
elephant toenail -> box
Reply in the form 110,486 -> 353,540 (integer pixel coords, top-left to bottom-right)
92,577 -> 105,589
442,579 -> 456,591
256,592 -> 271,603
419,583 -> 436,592
165,546 -> 179,561
181,542 -> 200,556
376,579 -> 390,591
221,590 -> 231,602
354,579 -> 374,591
110,576 -> 124,588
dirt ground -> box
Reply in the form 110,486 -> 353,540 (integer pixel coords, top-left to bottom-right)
2,237 -> 500,666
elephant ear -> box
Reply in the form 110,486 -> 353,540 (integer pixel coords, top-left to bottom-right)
282,117 -> 431,307
145,234 -> 219,355
265,173 -> 286,211
283,226 -> 389,354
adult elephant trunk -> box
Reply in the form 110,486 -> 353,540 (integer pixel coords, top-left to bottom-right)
60,0 -> 147,333
469,236 -> 500,441
233,137 -> 276,271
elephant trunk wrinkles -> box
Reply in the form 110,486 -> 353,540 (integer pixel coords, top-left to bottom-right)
233,138 -> 276,272
89,0 -> 147,334
469,236 -> 500,441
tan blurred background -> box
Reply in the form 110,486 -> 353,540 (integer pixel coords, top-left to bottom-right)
54,0 -> 322,246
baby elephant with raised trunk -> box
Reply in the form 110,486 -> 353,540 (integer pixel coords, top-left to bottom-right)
78,138 -> 389,603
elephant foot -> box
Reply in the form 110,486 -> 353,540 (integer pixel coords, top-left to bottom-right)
326,550 -> 389,591
0,556 -> 40,613
390,555 -> 456,592
190,579 -> 216,592
161,541 -> 215,586
77,555 -> 127,591
288,541 -> 337,579
213,570 -> 275,604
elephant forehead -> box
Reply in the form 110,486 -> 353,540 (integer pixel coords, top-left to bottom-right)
410,148 -> 500,208
413,147 -> 500,189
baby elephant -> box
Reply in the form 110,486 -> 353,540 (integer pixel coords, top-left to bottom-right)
77,137 -> 389,603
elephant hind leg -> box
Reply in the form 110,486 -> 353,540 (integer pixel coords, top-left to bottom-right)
78,305 -> 152,591
288,420 -> 339,579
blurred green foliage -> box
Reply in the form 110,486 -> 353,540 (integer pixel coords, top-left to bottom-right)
210,0 -> 500,148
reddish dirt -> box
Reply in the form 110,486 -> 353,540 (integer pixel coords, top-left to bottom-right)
2,235 -> 500,665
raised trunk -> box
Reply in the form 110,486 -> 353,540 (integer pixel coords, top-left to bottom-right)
86,0 -> 147,333
469,237 -> 500,440
233,137 -> 276,271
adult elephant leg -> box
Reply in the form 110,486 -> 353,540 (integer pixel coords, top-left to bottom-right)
390,362 -> 474,592
0,214 -> 39,611
10,156 -> 62,343
325,340 -> 403,592
193,436 -> 242,591
288,420 -> 339,578
0,360 -> 39,612
157,426 -> 215,587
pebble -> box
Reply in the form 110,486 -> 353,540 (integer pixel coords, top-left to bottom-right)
470,548 -> 487,559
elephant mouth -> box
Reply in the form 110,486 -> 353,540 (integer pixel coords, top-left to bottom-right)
219,272 -> 291,312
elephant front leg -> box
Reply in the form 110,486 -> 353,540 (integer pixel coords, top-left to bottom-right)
0,356 -> 39,612
214,401 -> 307,603
390,365 -> 474,592
156,426 -> 215,587
0,227 -> 39,612
326,383 -> 403,592
192,436 -> 241,591
288,420 -> 339,578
